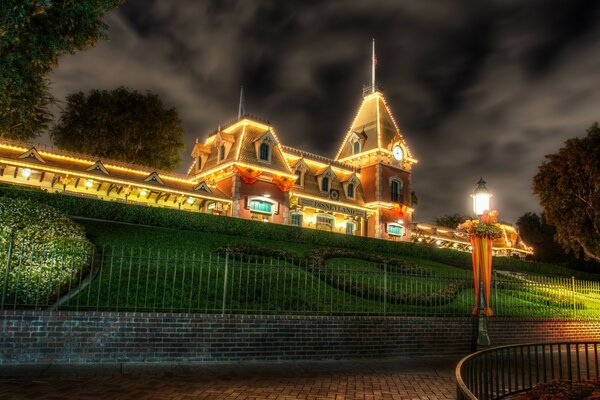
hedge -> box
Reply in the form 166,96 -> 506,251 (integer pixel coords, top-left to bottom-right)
0,184 -> 584,277
0,197 -> 93,305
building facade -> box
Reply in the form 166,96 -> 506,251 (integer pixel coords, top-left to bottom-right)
187,86 -> 417,240
0,87 -> 417,241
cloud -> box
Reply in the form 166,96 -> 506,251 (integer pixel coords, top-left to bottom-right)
48,0 -> 600,223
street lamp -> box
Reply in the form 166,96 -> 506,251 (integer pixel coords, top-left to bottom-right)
471,178 -> 492,216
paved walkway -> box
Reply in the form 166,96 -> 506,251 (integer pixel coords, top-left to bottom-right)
0,357 -> 459,400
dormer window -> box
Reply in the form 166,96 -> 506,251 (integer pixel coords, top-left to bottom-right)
348,130 -> 366,156
295,169 -> 304,186
317,167 -> 337,194
347,183 -> 355,198
342,173 -> 360,200
321,176 -> 329,192
219,145 -> 226,161
254,131 -> 275,163
197,157 -> 202,170
259,142 -> 270,161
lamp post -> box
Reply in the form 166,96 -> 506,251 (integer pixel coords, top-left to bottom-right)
471,177 -> 492,216
471,178 -> 492,348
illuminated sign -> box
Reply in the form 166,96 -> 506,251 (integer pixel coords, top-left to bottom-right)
298,197 -> 367,218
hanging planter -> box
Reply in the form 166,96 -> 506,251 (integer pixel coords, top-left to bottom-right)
458,210 -> 502,317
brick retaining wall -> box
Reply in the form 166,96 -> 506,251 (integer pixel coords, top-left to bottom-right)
1,311 -> 599,364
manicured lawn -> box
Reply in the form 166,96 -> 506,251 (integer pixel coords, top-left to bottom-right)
59,218 -> 600,317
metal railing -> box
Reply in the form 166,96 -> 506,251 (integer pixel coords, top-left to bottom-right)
1,238 -> 600,316
456,342 -> 600,400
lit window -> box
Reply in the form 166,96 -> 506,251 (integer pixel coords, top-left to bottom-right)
347,183 -> 354,198
345,222 -> 356,235
321,177 -> 329,192
259,142 -> 270,161
353,141 -> 360,154
391,179 -> 403,203
219,145 -> 226,161
291,213 -> 303,226
249,199 -> 273,214
388,224 -> 404,236
316,215 -> 334,230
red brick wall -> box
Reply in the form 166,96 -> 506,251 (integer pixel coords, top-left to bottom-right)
237,180 -> 286,224
1,311 -> 599,365
359,165 -> 377,202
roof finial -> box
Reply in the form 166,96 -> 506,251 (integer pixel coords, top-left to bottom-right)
371,38 -> 376,93
238,86 -> 245,119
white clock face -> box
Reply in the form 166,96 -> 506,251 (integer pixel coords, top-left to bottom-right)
393,145 -> 404,161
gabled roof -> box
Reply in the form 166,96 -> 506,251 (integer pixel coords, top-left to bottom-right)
86,160 -> 110,176
188,118 -> 295,180
144,171 -> 165,186
18,147 -> 45,164
334,91 -> 415,162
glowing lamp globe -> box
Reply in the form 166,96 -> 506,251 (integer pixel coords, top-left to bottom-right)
471,177 -> 492,216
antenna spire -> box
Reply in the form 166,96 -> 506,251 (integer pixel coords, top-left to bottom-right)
238,86 -> 245,119
371,38 -> 376,93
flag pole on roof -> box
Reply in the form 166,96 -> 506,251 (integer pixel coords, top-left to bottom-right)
371,38 -> 376,93
238,86 -> 245,119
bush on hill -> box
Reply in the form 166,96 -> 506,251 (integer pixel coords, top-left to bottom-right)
0,196 -> 93,305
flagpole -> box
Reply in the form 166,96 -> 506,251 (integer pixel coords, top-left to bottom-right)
371,38 -> 376,93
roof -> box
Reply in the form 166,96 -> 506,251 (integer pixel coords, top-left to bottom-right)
0,139 -> 230,201
188,118 -> 295,180
335,91 -> 415,162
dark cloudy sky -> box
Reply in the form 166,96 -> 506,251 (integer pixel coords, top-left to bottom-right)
48,0 -> 600,224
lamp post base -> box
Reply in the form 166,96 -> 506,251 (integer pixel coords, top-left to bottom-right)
477,315 -> 491,348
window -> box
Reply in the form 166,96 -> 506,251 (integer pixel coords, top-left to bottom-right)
345,222 -> 356,235
388,224 -> 404,236
259,142 -> 270,161
295,169 -> 303,184
197,157 -> 202,170
316,214 -> 334,230
291,213 -> 303,226
391,179 -> 403,202
249,199 -> 273,214
321,177 -> 329,192
347,183 -> 355,198
219,145 -> 226,161
353,141 -> 360,154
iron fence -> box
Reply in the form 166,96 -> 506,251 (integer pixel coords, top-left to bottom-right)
1,238 -> 600,317
456,342 -> 600,400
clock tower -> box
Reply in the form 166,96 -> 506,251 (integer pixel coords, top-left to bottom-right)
333,41 -> 417,241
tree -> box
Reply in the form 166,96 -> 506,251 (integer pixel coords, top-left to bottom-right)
0,0 -> 122,140
433,213 -> 470,229
51,87 -> 186,171
533,122 -> 600,262
516,212 -> 568,263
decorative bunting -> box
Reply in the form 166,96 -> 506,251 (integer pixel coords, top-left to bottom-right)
273,175 -> 296,192
392,203 -> 408,218
234,164 -> 262,184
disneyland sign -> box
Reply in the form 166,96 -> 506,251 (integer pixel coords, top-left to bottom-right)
298,198 -> 367,218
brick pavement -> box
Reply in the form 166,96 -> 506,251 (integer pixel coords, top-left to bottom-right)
0,357 -> 458,400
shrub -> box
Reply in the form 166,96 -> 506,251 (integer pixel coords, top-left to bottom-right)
0,197 -> 93,306
0,184 -> 588,278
